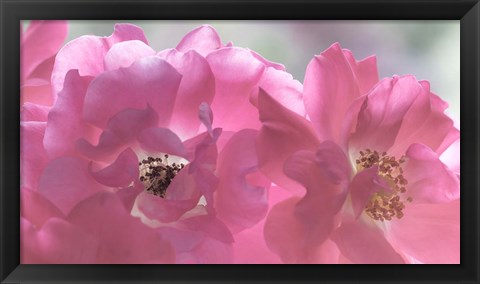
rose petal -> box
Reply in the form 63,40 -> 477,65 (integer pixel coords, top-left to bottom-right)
38,157 -> 104,215
303,43 -> 378,142
138,127 -> 188,158
387,199 -> 459,264
348,75 -> 423,153
67,192 -> 175,263
331,219 -> 405,264
404,143 -> 460,203
21,102 -> 50,122
215,129 -> 269,233
176,25 -> 223,56
52,23 -> 148,97
163,50 -> 216,139
257,89 -> 320,193
90,147 -> 139,187
21,20 -> 68,80
104,40 -> 156,71
20,121 -> 49,190
21,188 -> 64,228
206,47 -> 265,131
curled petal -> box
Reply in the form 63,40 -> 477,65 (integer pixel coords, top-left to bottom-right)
52,23 -> 148,97
138,127 -> 188,158
90,147 -> 139,188
21,122 -> 49,190
404,143 -> 459,203
257,89 -> 320,193
21,102 -> 50,122
176,25 -> 223,56
215,129 -> 269,233
104,40 -> 156,71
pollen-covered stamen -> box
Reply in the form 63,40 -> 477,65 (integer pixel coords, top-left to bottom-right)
355,149 -> 412,222
139,154 -> 185,198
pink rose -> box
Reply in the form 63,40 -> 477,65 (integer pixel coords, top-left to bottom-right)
259,43 -> 460,264
21,24 -> 302,263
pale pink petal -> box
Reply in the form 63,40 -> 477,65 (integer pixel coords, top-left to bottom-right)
315,141 -> 351,184
83,56 -> 180,129
38,157 -> 104,215
27,55 -> 56,82
116,183 -> 144,212
437,127 -> 460,157
20,102 -> 50,122
403,143 -> 459,203
104,40 -> 156,71
388,81 -> 456,156
21,20 -> 68,80
52,23 -> 148,96
90,148 -> 139,187
21,217 -> 99,264
303,43 -> 378,142
206,47 -> 265,131
349,166 -> 391,218
176,25 -> 223,56
135,191 -> 199,223
21,188 -> 64,228
440,137 -> 460,176
342,50 -> 379,94
257,89 -> 320,193
67,192 -> 175,263
331,219 -> 405,264
348,75 -> 423,153
255,67 -> 305,116
284,149 -> 348,249
43,70 -> 95,159
215,129 -> 269,233
138,127 -> 188,158
181,215 -> 234,244
387,199 -> 460,264
198,102 -> 214,134
163,50 -> 215,139
20,122 -> 49,190
77,105 -> 158,162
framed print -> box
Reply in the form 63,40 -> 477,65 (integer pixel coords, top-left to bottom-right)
1,0 -> 479,283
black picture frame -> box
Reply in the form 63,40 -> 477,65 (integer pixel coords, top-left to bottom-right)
1,0 -> 479,283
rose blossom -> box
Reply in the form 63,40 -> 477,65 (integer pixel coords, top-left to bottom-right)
21,24 -> 303,263
258,43 -> 460,264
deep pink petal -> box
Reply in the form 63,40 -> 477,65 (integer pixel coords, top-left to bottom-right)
248,49 -> 285,71
176,25 -> 223,56
21,188 -> 64,228
83,56 -> 180,129
387,199 -> 459,263
331,219 -> 405,264
20,122 -> 49,190
215,129 -> 269,233
283,148 -> 348,249
21,20 -> 68,80
90,148 -> 139,187
206,47 -> 265,131
162,49 -> 216,139
67,191 -> 175,263
180,237 -> 234,264
52,23 -> 148,97
43,70 -> 95,159
138,127 -> 188,158
348,75 -> 423,153
388,81 -> 456,156
38,157 -> 105,215
104,40 -> 156,71
21,217 -> 99,264
257,89 -> 320,193
303,43 -> 378,142
181,215 -> 234,244
403,143 -> 459,203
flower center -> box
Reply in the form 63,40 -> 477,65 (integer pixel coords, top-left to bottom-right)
138,154 -> 185,198
355,149 -> 412,222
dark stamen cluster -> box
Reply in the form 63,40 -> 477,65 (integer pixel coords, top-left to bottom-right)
139,154 -> 185,198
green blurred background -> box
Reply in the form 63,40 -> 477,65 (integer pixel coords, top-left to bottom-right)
64,20 -> 460,124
